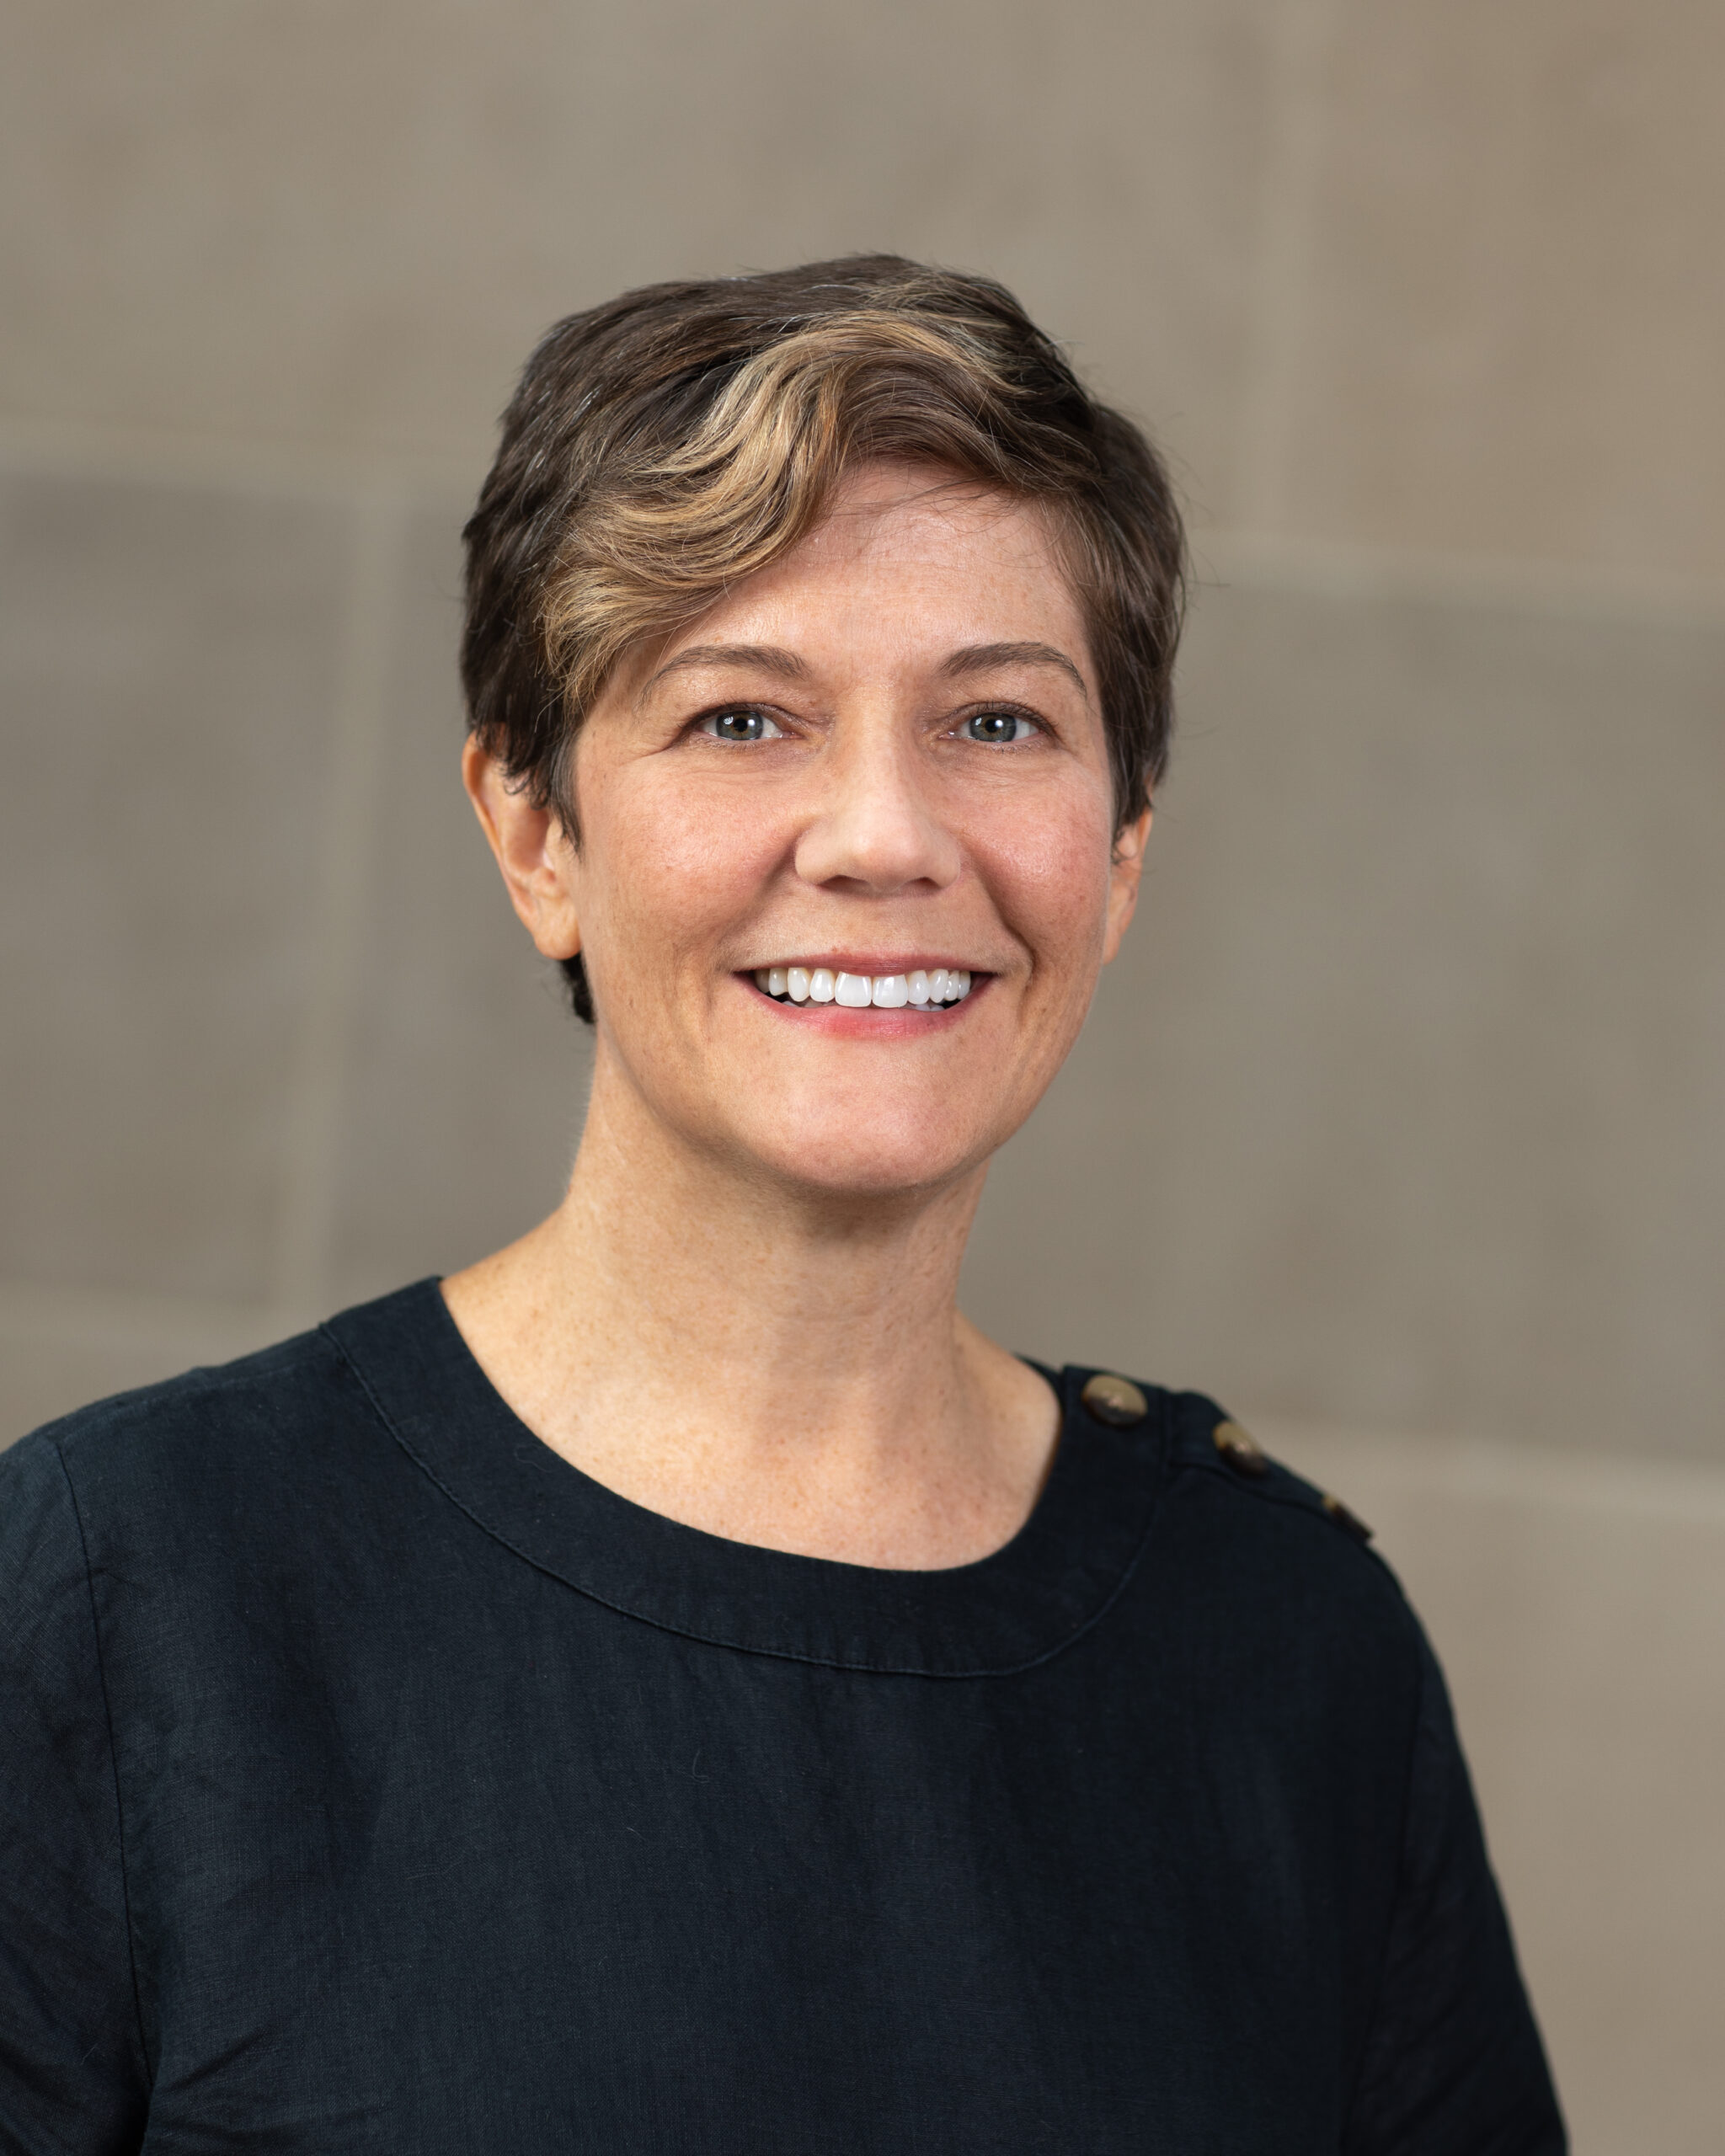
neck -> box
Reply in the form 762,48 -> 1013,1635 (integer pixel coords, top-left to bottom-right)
441,1044 -> 1060,1566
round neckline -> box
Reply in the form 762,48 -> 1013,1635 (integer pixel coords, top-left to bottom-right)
324,1278 -> 1171,1678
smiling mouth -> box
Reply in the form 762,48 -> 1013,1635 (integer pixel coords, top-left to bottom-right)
751,965 -> 975,1010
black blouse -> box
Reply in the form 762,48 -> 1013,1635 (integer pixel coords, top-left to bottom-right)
0,1280 -> 1563,2153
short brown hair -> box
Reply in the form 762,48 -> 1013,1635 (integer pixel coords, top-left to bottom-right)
462,255 -> 1186,1021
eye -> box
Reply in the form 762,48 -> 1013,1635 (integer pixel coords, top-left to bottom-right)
695,707 -> 784,744
961,709 -> 1039,744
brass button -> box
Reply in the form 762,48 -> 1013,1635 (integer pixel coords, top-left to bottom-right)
1212,1418 -> 1268,1477
1081,1372 -> 1148,1428
1322,1492 -> 1373,1543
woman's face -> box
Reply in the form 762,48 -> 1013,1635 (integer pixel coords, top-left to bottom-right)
492,461 -> 1148,1201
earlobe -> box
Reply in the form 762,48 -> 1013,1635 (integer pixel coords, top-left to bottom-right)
460,738 -> 583,961
1102,806 -> 1152,963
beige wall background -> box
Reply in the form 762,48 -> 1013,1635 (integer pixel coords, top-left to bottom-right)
3,3 -> 1722,2145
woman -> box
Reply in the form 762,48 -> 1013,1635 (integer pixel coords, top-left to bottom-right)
1,258 -> 1563,2151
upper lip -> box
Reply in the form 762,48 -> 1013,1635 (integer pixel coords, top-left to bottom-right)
740,956 -> 988,975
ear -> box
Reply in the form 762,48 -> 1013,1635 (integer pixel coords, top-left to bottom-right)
461,737 -> 582,961
1101,807 -> 1152,964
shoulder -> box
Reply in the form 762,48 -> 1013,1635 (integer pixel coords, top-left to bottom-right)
1071,1364 -> 1384,1559
1,1284 -> 435,1572
1069,1363 -> 1420,1668
0,1333 -> 344,1714
8,1324 -> 347,1503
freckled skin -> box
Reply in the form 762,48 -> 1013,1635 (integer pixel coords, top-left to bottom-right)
502,466 -> 1140,1195
446,461 -> 1151,1570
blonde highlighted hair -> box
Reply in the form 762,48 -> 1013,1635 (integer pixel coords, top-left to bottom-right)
462,256 -> 1186,1019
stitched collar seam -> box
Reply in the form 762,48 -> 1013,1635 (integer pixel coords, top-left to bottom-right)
322,1321 -> 1163,1682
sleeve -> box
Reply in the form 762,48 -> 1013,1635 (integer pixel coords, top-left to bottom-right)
0,1433 -> 149,2153
1343,1627 -> 1566,2156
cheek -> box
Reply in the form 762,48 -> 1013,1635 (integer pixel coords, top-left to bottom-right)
585,771 -> 783,966
975,786 -> 1118,972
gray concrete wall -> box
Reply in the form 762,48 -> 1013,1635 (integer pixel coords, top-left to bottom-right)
3,3 -> 1722,2144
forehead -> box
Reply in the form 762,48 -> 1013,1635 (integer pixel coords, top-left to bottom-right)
664,462 -> 1091,678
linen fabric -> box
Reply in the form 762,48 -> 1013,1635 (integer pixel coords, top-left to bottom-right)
0,1279 -> 1564,2153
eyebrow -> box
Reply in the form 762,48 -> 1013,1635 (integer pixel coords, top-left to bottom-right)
638,638 -> 1091,702
639,644 -> 810,700
941,643 -> 1090,701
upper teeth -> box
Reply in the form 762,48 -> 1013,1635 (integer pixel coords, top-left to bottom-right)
754,966 -> 974,1008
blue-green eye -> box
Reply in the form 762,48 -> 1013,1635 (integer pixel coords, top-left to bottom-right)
698,708 -> 783,742
964,711 -> 1035,744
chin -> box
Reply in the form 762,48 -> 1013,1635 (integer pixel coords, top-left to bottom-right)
738,1115 -> 991,1202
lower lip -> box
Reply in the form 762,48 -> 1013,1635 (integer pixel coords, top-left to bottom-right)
739,974 -> 989,1037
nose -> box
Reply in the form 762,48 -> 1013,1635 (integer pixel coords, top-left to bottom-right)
793,720 -> 962,894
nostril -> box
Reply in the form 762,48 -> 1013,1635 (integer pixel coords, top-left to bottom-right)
792,795 -> 964,895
